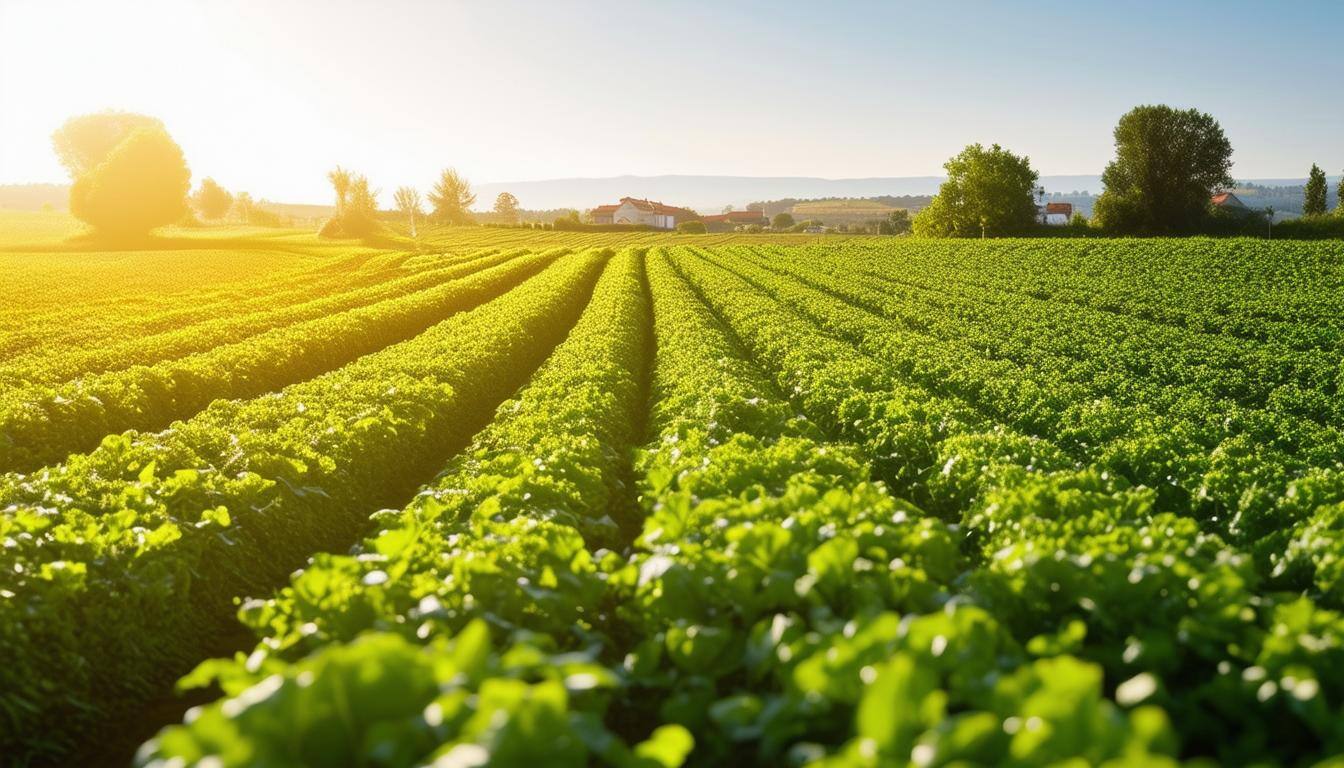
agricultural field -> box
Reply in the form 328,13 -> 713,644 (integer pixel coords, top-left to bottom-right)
2,214 -> 1344,767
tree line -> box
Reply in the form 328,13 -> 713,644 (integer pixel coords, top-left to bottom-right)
48,107 -> 1343,240
913,104 -> 1344,237
48,110 -> 530,241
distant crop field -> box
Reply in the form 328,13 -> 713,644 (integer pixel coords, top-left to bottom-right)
4,221 -> 1344,766
791,199 -> 901,215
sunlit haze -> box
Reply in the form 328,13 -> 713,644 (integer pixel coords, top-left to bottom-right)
3,0 -> 1342,205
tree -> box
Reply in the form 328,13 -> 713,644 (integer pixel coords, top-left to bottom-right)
1303,164 -> 1328,217
886,209 -> 911,235
428,168 -> 476,224
68,126 -> 191,237
192,178 -> 233,219
1337,170 -> 1344,216
52,111 -> 163,178
912,143 -> 1039,237
722,205 -> 735,214
344,174 -> 379,234
233,191 -> 255,222
493,192 -> 520,223
394,187 -> 423,238
772,212 -> 795,229
553,210 -> 582,229
677,220 -> 707,234
328,166 -> 352,218
1092,105 -> 1233,234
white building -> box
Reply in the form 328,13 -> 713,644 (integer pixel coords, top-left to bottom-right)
591,197 -> 690,230
1039,202 -> 1074,226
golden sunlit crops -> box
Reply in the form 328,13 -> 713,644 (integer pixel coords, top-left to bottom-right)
3,215 -> 1344,767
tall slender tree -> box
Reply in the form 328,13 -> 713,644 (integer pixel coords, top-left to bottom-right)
1304,164 -> 1328,217
327,166 -> 352,217
394,186 -> 423,238
1338,171 -> 1344,216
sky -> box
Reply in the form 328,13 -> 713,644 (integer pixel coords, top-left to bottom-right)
1,0 -> 1342,205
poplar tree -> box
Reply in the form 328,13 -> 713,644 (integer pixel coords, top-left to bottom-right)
1303,164 -> 1327,216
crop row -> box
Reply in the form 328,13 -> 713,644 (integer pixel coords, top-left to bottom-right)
691,245 -> 1344,566
0,249 -> 556,474
0,251 -> 608,763
0,248 -> 413,362
138,250 -> 1189,766
664,247 -> 1344,763
839,238 -> 1344,351
0,249 -> 507,386
771,243 -> 1338,413
137,250 -> 686,766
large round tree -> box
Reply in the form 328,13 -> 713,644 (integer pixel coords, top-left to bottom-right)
51,111 -> 164,177
68,125 -> 192,237
912,143 -> 1039,237
1093,105 -> 1233,234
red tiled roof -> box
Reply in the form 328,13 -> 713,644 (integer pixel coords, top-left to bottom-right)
591,204 -> 619,213
1044,203 -> 1073,215
1210,192 -> 1243,207
620,197 -> 686,216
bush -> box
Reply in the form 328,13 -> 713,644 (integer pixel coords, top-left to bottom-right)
676,220 -> 707,234
317,218 -> 347,238
1274,215 -> 1344,239
69,126 -> 191,237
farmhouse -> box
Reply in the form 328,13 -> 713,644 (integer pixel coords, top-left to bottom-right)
590,197 -> 695,229
1039,202 -> 1074,226
1211,192 -> 1249,213
700,210 -> 768,231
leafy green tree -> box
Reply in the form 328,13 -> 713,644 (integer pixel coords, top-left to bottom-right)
772,212 -> 795,229
68,126 -> 191,237
393,186 -> 423,238
192,178 -> 233,219
428,168 -> 476,224
493,192 -> 520,223
553,210 -> 582,229
885,209 -> 911,235
677,220 -> 707,234
1337,171 -> 1344,216
912,143 -> 1039,237
52,111 -> 164,178
1093,105 -> 1233,234
1304,164 -> 1328,217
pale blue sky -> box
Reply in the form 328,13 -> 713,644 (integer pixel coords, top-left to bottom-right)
2,0 -> 1341,203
